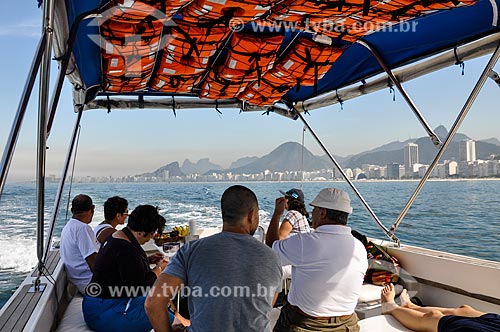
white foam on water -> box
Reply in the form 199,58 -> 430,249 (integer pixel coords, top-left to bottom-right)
0,235 -> 37,272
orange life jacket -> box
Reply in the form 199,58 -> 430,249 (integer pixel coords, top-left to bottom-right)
151,74 -> 202,93
100,17 -> 164,92
104,76 -> 149,92
103,0 -> 168,22
199,71 -> 248,99
218,32 -> 284,82
268,0 -> 364,22
103,0 -> 192,21
180,0 -> 272,25
155,21 -> 229,76
274,37 -> 343,88
239,73 -> 294,106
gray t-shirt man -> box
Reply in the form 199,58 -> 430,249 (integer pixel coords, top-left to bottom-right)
164,232 -> 282,332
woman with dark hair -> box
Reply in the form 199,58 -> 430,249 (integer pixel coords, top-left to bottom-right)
83,205 -> 188,332
273,189 -> 311,281
276,188 -> 311,239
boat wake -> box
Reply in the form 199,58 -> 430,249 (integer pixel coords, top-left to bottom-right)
0,234 -> 37,273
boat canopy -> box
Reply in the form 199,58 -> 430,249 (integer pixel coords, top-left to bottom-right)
52,0 -> 500,111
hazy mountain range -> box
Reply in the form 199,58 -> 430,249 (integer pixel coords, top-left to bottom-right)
137,126 -> 500,177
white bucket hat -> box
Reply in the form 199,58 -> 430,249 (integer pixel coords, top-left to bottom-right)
309,188 -> 352,214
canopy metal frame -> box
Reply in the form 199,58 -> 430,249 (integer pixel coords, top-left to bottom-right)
294,110 -> 399,244
389,40 -> 500,235
356,39 -> 443,148
35,0 -> 56,284
0,35 -> 46,198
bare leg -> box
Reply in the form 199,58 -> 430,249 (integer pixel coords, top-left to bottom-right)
382,284 -> 443,332
399,287 -> 484,318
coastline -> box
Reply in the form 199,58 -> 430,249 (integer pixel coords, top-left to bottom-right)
5,177 -> 500,185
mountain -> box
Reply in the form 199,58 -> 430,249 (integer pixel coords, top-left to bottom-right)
229,142 -> 332,173
229,156 -> 259,169
138,128 -> 500,177
181,158 -> 223,175
344,126 -> 500,168
480,138 -> 500,146
138,161 -> 184,178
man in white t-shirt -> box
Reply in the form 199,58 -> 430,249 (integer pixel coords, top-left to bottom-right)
60,194 -> 99,294
266,188 -> 368,332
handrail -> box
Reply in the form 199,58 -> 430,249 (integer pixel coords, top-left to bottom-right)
295,110 -> 399,245
43,110 -> 83,263
0,34 -> 46,200
390,41 -> 500,235
35,0 -> 55,281
296,33 -> 500,113
357,39 -> 443,148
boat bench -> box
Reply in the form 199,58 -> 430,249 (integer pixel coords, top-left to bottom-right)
56,284 -> 410,332
270,307 -> 413,332
55,295 -> 92,332
356,283 -> 404,319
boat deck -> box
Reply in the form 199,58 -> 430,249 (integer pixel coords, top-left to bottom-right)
0,250 -> 60,332
0,284 -> 44,332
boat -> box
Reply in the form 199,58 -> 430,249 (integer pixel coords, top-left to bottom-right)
1,0 -> 500,330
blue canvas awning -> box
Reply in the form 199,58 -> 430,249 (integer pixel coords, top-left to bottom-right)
58,0 -> 500,107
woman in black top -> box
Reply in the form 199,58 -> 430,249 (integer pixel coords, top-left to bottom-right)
83,205 -> 179,332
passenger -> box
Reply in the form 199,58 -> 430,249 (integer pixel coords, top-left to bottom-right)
145,185 -> 283,332
60,194 -> 99,294
266,188 -> 368,332
94,196 -> 129,245
82,205 -> 187,332
276,188 -> 311,239
381,283 -> 500,332
275,188 -> 311,280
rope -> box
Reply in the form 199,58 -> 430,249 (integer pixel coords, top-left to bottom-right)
300,126 -> 306,189
65,124 -> 81,220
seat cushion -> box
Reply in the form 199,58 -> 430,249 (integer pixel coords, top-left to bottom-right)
55,295 -> 93,332
358,283 -> 404,303
358,315 -> 414,332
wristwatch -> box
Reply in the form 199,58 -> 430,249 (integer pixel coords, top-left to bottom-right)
167,303 -> 177,315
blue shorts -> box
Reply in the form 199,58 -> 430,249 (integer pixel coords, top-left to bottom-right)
83,295 -> 174,332
438,313 -> 500,332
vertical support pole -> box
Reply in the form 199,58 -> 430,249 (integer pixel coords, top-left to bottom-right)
357,39 -> 443,148
390,43 -> 500,234
0,35 -> 46,199
43,110 -> 83,262
36,0 -> 55,278
295,110 -> 398,244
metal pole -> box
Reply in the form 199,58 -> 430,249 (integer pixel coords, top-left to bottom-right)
43,110 -> 83,262
390,42 -> 500,235
294,109 -> 399,244
36,0 -> 55,277
357,39 -> 443,148
0,35 -> 46,199
47,50 -> 72,138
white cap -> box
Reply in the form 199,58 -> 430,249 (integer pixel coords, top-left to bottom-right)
309,188 -> 352,214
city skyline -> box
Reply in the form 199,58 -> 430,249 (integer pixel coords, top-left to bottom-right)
2,1 -> 500,181
41,138 -> 500,184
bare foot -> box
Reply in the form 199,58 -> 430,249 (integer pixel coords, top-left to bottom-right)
381,283 -> 399,314
174,313 -> 190,327
400,289 -> 417,309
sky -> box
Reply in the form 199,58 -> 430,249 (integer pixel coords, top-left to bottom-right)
1,1 -> 500,181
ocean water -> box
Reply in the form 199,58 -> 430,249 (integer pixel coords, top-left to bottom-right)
1,180 -> 499,309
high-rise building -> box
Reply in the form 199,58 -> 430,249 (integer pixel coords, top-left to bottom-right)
386,163 -> 400,179
404,143 -> 419,176
459,140 -> 476,162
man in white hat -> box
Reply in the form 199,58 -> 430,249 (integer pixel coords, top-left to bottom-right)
266,188 -> 368,332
